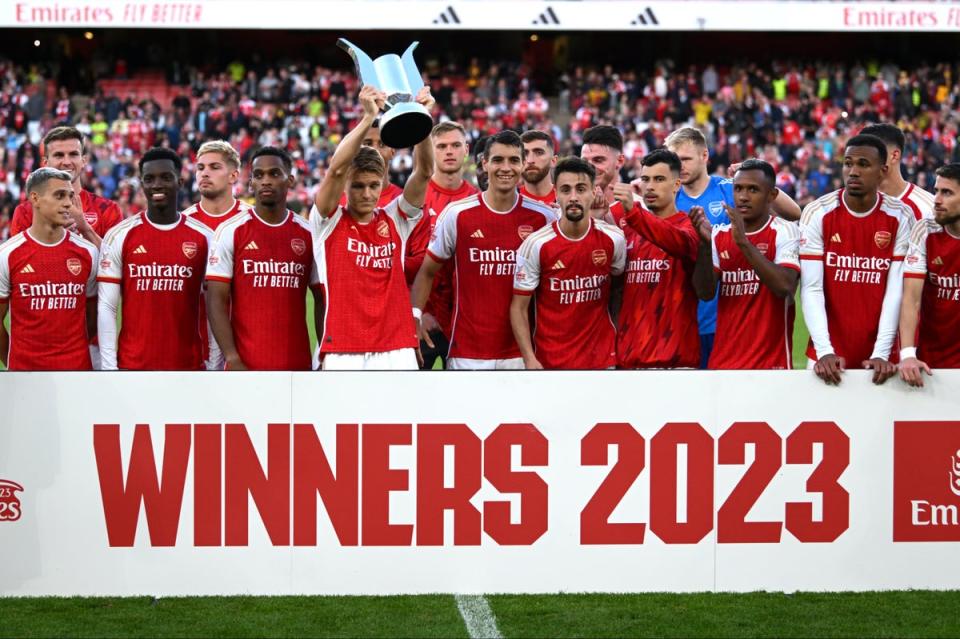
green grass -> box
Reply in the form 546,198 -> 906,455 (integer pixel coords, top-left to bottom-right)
1,592 -> 958,638
489,591 -> 960,638
0,595 -> 469,639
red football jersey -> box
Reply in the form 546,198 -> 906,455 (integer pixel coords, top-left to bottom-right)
800,190 -> 912,363
206,210 -> 318,370
98,213 -> 213,370
184,198 -> 252,364
0,231 -> 97,370
519,185 -> 557,207
11,189 -> 122,238
614,205 -> 700,369
427,193 -> 557,360
513,219 -> 626,369
904,219 -> 960,367
316,198 -> 421,354
405,179 -> 479,336
183,199 -> 252,232
709,217 -> 800,370
896,182 -> 935,221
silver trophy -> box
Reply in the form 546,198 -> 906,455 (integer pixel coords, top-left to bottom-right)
337,38 -> 433,149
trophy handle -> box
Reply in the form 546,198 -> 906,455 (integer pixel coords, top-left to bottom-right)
337,38 -> 377,89
400,41 -> 424,93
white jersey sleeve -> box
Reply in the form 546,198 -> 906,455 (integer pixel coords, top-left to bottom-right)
772,218 -> 801,269
427,205 -> 460,262
384,195 -> 423,243
513,234 -> 543,295
710,225 -> 725,272
206,222 -> 237,282
905,220 -> 933,276
0,239 -> 12,301
96,224 -> 126,283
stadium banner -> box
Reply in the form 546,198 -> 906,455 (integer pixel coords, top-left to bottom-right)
5,0 -> 960,32
1,370 -> 959,596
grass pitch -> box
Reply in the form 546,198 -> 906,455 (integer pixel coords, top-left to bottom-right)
1,591 -> 958,638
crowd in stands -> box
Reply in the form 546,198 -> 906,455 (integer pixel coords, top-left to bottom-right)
0,54 -> 958,239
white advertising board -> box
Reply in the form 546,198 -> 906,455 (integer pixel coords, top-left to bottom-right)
4,1 -> 960,32
1,370 -> 959,596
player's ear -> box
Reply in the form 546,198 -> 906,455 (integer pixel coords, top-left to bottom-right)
768,187 -> 779,204
286,173 -> 295,188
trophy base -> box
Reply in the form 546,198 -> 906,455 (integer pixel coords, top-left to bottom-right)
379,103 -> 433,149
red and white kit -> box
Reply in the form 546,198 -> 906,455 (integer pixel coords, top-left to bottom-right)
800,189 -> 912,363
427,193 -> 557,367
896,182 -> 935,221
904,218 -> 960,368
183,199 -> 252,232
315,197 -> 422,369
206,210 -> 318,371
0,231 -> 97,370
11,189 -> 122,238
513,219 -> 626,369
709,217 -> 800,370
97,213 -> 215,370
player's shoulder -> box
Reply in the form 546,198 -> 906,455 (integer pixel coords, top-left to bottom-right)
519,194 -> 558,218
800,189 -> 841,225
184,215 -> 215,239
437,193 -> 481,223
181,202 -> 201,216
909,217 -> 939,243
878,193 -> 915,223
290,212 -> 313,234
909,183 -> 936,205
66,232 -> 98,255
213,209 -> 254,240
0,232 -> 28,259
524,221 -> 558,246
102,214 -> 142,245
594,218 -> 626,242
771,216 -> 800,238
711,175 -> 734,188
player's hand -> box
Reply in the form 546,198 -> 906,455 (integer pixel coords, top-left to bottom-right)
862,357 -> 896,385
523,355 -> 544,370
414,86 -> 436,112
727,162 -> 744,178
416,316 -> 435,349
358,85 -> 386,118
723,202 -> 748,245
814,353 -> 845,385
688,205 -> 712,244
899,356 -> 933,388
225,354 -> 248,371
629,177 -> 643,195
67,191 -> 92,236
589,185 -> 609,217
421,312 -> 440,334
611,182 -> 635,212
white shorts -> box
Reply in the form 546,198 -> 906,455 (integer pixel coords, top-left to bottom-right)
446,357 -> 525,370
322,348 -> 418,371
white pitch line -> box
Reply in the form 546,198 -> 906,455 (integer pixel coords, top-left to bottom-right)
455,594 -> 503,639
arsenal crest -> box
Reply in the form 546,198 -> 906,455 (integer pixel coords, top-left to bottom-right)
756,242 -> 770,254
182,241 -> 198,259
66,258 -> 82,276
377,220 -> 390,238
83,211 -> 98,225
518,225 -> 533,240
591,249 -> 608,266
874,231 -> 892,250
291,238 -> 306,256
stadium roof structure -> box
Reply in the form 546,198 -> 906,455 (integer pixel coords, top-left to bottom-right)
5,0 -> 960,32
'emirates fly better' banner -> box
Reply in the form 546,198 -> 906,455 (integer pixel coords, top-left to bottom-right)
1,371 -> 959,596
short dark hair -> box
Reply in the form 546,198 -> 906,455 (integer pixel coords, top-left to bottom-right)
844,134 -> 888,165
521,130 -> 555,151
351,146 -> 386,177
860,123 -> 906,153
641,148 -> 681,175
42,126 -> 85,156
139,146 -> 182,174
935,163 -> 960,183
483,130 -> 523,160
552,156 -> 596,184
251,145 -> 293,173
582,125 -> 623,152
736,159 -> 776,186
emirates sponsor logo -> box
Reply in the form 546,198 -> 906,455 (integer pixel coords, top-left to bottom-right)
244,241 -> 259,251
933,256 -> 945,266
830,233 -> 842,244
0,479 -> 23,522
290,238 -> 306,256
552,260 -> 566,270
518,225 -> 533,240
66,258 -> 82,276
83,211 -> 98,225
591,249 -> 607,266
875,231 -> 892,250
19,264 -> 35,274
182,242 -> 198,259
470,229 -> 485,239
377,220 -> 390,238
133,245 -> 148,255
